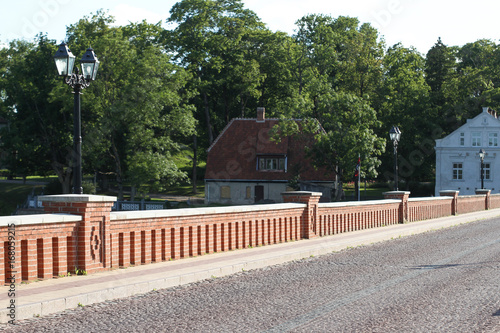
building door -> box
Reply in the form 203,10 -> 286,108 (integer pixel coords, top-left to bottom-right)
255,185 -> 264,203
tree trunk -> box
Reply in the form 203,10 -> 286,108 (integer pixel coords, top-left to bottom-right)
192,134 -> 198,195
130,185 -> 137,201
203,92 -> 214,145
51,160 -> 72,194
334,168 -> 344,202
110,137 -> 124,200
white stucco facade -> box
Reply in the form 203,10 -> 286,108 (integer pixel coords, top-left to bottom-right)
435,107 -> 500,195
205,181 -> 290,205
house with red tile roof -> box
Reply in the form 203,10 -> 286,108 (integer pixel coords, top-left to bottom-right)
204,107 -> 335,204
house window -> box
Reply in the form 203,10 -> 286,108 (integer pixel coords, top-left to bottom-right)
472,132 -> 481,146
220,186 -> 231,199
452,163 -> 463,180
488,133 -> 498,147
245,186 -> 251,199
258,156 -> 286,171
460,133 -> 464,146
482,163 -> 491,180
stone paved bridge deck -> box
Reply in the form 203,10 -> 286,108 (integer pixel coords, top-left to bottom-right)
1,208 -> 500,324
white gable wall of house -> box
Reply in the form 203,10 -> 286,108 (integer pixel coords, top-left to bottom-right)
435,107 -> 500,195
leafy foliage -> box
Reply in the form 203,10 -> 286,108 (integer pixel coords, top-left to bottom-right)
2,1 -> 500,200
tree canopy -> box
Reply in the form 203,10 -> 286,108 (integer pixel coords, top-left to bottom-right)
2,1 -> 500,199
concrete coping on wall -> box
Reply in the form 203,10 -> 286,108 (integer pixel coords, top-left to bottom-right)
382,191 -> 411,195
0,214 -> 82,227
281,191 -> 323,197
110,202 -> 307,221
38,194 -> 118,203
439,190 -> 460,195
318,199 -> 401,208
408,196 -> 453,202
475,189 -> 491,195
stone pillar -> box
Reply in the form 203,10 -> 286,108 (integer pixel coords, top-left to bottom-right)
39,195 -> 116,275
383,191 -> 410,223
440,190 -> 459,215
282,191 -> 322,239
475,189 -> 491,210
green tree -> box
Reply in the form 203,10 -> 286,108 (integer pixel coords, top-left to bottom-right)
63,12 -> 196,198
375,43 -> 432,183
166,0 -> 267,141
442,39 -> 500,123
0,36 -> 73,188
1,11 -> 196,196
271,14 -> 386,199
312,90 -> 385,199
272,88 -> 385,201
166,0 -> 269,193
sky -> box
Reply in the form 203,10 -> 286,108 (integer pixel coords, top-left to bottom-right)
1,0 -> 499,55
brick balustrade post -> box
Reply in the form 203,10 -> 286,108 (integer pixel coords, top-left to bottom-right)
440,190 -> 459,215
282,191 -> 322,239
39,195 -> 116,275
475,189 -> 491,210
383,191 -> 410,223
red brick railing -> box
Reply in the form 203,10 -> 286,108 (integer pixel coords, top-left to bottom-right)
458,196 -> 487,214
0,189 -> 496,284
490,194 -> 500,209
408,197 -> 453,222
316,200 -> 401,237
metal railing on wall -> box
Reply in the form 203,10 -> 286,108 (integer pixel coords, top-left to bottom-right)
112,199 -> 170,211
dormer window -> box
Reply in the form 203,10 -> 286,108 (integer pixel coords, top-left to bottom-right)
258,156 -> 287,171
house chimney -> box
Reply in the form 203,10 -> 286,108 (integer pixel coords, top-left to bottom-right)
484,106 -> 497,118
257,107 -> 265,122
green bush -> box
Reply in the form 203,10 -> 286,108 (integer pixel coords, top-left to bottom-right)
82,181 -> 96,194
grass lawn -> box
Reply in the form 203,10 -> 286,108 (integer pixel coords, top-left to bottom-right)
160,180 -> 205,198
0,183 -> 45,216
343,182 -> 390,200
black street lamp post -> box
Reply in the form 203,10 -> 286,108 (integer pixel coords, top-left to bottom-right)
479,149 -> 486,189
389,126 -> 401,191
53,42 -> 99,194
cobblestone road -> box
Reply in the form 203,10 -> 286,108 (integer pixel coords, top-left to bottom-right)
2,218 -> 500,332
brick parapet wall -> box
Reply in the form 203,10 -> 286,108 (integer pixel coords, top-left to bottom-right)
383,191 -> 410,223
40,195 -> 117,274
408,197 -> 453,222
457,195 -> 488,214
0,190 -> 496,284
440,190 -> 459,215
0,214 -> 81,284
475,189 -> 491,210
282,191 -> 322,239
490,194 -> 500,209
317,200 -> 400,236
108,205 -> 306,267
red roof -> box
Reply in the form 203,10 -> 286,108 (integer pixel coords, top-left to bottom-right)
205,117 -> 334,182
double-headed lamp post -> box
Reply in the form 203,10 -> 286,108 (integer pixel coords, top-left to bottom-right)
53,42 -> 99,194
479,149 -> 486,189
389,126 -> 402,191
